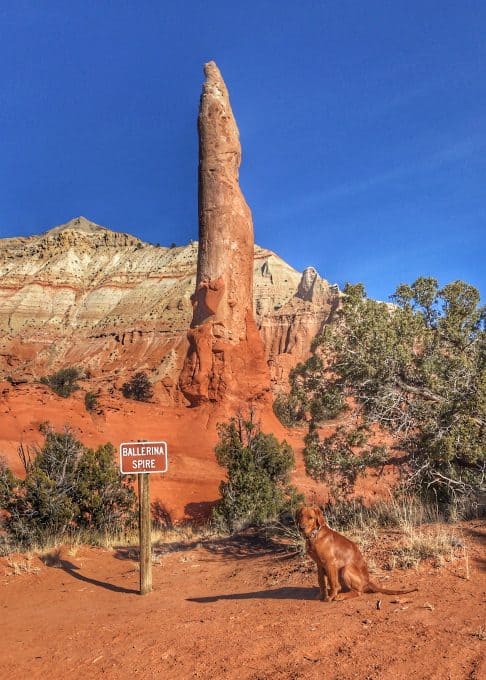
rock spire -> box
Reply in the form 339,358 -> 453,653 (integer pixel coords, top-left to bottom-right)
180,61 -> 269,404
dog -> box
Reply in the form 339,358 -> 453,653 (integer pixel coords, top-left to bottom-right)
296,506 -> 418,601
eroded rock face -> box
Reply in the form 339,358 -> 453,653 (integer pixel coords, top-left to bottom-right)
0,217 -> 339,395
260,265 -> 340,388
179,62 -> 269,404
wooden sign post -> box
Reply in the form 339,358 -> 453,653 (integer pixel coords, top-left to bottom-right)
138,473 -> 152,595
119,441 -> 168,595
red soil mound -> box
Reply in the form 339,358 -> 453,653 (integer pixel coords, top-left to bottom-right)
0,382 -> 398,520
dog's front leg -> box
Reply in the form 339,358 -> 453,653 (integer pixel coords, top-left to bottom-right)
327,564 -> 340,601
317,565 -> 329,601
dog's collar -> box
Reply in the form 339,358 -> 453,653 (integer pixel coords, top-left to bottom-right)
306,526 -> 322,541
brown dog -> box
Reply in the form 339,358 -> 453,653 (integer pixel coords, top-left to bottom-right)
297,506 -> 418,601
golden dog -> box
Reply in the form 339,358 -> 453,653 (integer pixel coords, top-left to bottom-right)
297,506 -> 418,601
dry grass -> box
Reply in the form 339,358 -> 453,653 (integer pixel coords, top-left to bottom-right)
320,496 -> 466,571
1,496 -> 474,577
471,626 -> 486,641
67,542 -> 80,557
387,523 -> 461,570
6,557 -> 40,576
266,521 -> 306,557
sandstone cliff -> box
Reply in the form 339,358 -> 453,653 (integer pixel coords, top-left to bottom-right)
0,216 -> 338,394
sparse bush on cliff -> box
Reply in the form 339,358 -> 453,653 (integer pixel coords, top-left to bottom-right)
84,391 -> 98,412
0,458 -> 16,509
122,372 -> 154,402
212,411 -> 303,532
40,367 -> 81,398
282,277 -> 486,513
1,429 -> 136,550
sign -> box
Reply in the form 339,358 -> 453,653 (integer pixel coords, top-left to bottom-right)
119,440 -> 169,594
119,441 -> 168,474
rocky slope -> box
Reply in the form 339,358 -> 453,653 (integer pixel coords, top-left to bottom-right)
0,216 -> 339,395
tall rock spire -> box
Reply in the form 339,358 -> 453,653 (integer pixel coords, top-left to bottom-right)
180,61 -> 269,404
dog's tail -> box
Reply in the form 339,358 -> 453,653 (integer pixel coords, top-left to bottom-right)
365,581 -> 418,595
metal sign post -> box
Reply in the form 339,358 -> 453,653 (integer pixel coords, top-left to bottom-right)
119,441 -> 168,595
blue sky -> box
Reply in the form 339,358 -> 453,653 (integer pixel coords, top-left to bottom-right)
0,1 -> 484,301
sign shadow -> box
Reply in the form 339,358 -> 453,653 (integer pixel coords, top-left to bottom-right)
49,558 -> 139,595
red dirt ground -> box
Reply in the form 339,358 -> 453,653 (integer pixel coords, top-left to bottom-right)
1,522 -> 484,679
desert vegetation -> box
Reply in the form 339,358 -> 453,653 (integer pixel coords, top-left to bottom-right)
0,427 -> 136,554
211,411 -> 303,532
275,277 -> 485,516
84,390 -> 99,412
40,367 -> 82,398
121,371 -> 154,402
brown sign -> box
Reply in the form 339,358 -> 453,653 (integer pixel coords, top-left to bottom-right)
119,441 -> 168,474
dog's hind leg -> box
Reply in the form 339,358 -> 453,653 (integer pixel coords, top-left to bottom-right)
336,565 -> 363,600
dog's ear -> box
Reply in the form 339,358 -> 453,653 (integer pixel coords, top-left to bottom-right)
315,507 -> 326,528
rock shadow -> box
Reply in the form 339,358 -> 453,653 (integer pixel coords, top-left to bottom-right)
152,500 -> 173,530
184,500 -> 218,524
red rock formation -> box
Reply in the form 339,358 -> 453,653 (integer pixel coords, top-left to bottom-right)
180,62 -> 270,404
0,220 -> 338,394
260,266 -> 341,389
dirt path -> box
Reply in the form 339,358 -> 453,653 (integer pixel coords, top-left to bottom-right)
1,523 -> 485,679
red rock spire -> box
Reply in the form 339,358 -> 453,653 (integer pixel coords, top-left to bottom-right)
180,61 -> 269,404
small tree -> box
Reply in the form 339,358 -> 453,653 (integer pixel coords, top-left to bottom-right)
212,411 -> 302,532
40,367 -> 81,398
272,393 -> 305,427
278,278 -> 486,512
75,443 -> 136,533
122,372 -> 154,402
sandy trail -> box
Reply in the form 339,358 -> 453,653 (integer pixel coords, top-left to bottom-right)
1,523 -> 485,680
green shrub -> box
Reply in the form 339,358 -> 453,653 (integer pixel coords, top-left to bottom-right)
212,412 -> 303,532
0,457 -> 16,509
84,391 -> 98,412
122,372 -> 154,402
272,393 -> 304,427
3,429 -> 136,549
75,443 -> 136,533
284,278 -> 485,510
40,367 -> 81,398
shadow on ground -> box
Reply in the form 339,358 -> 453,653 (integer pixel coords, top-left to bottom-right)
114,529 -> 297,563
44,558 -> 139,595
188,586 -> 319,603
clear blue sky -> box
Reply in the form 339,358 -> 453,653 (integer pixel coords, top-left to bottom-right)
1,1 -> 484,300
